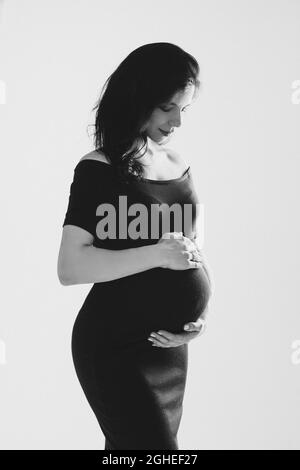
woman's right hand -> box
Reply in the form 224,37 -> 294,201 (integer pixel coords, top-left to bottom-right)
156,232 -> 205,270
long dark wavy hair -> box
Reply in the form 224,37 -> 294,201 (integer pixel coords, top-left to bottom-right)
91,42 -> 200,185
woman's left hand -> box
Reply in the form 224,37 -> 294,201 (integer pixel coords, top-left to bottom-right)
148,316 -> 207,348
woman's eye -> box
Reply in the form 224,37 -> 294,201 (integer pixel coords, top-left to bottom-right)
160,107 -> 188,113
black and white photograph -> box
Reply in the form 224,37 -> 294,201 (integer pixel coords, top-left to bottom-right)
0,0 -> 299,452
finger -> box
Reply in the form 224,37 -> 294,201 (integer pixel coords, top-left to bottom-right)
193,320 -> 207,335
189,325 -> 203,333
187,238 -> 198,249
191,250 -> 205,263
149,338 -> 166,347
153,340 -> 183,348
188,238 -> 202,253
195,318 -> 207,329
196,250 -> 207,264
190,243 -> 206,258
184,323 -> 199,332
152,337 -> 176,348
190,251 -> 202,262
150,333 -> 169,345
188,260 -> 203,269
188,321 -> 204,331
157,330 -> 176,341
183,326 -> 204,338
163,232 -> 183,240
157,331 -> 183,344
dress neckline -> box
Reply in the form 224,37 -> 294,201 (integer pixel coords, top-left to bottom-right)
77,159 -> 190,184
138,166 -> 190,184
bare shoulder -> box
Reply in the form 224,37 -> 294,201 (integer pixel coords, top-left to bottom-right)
166,148 -> 189,171
79,149 -> 111,165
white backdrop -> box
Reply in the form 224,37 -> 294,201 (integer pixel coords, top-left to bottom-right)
0,0 -> 299,450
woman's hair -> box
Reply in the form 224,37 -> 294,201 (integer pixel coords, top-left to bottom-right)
91,42 -> 200,184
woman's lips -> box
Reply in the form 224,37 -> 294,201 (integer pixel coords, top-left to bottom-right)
159,129 -> 173,136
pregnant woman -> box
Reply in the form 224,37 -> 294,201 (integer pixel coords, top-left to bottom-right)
57,42 -> 214,450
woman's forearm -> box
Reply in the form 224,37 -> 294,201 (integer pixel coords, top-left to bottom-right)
63,244 -> 162,285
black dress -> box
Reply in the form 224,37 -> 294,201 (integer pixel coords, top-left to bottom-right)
62,159 -> 211,450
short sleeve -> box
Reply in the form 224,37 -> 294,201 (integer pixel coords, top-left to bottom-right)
62,161 -> 115,237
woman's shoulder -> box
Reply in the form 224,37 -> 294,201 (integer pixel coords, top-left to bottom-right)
72,150 -> 114,190
75,150 -> 114,179
79,149 -> 111,165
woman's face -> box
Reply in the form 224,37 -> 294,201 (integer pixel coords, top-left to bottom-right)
142,84 -> 196,143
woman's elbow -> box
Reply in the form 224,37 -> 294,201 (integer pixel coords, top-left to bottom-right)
57,257 -> 76,286
57,269 -> 74,286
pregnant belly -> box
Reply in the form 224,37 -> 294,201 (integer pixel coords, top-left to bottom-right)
106,266 -> 211,334
75,266 -> 211,351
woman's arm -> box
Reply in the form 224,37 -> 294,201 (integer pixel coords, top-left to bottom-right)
58,242 -> 162,286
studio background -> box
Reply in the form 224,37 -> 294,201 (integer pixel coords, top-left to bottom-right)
0,0 -> 299,450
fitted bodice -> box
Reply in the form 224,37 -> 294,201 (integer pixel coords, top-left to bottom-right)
62,159 -> 211,335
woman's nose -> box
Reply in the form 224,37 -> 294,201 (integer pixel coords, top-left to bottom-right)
169,110 -> 182,128
171,118 -> 181,128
